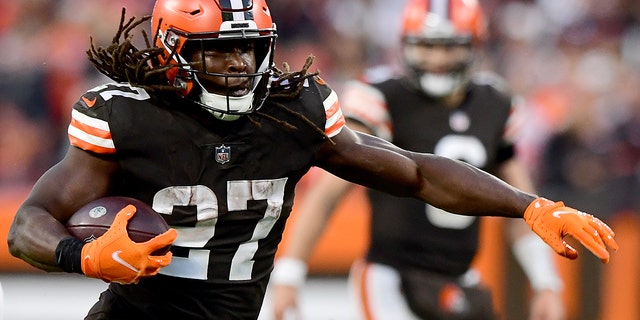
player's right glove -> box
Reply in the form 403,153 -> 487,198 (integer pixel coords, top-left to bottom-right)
80,204 -> 177,284
524,197 -> 618,263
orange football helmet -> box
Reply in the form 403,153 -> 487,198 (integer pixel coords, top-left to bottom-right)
400,0 -> 487,97
152,0 -> 277,120
401,0 -> 487,45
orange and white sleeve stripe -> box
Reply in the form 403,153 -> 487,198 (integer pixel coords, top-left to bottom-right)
67,109 -> 116,154
324,89 -> 346,138
341,81 -> 392,141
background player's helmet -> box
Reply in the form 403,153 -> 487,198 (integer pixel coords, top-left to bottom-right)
152,0 -> 277,120
401,0 -> 487,97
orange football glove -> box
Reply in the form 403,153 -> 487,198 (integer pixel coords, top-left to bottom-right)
524,197 -> 618,263
80,204 -> 177,284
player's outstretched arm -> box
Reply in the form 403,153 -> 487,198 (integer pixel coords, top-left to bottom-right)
316,127 -> 618,263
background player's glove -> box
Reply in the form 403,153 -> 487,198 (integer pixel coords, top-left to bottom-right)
524,197 -> 618,263
80,204 -> 177,284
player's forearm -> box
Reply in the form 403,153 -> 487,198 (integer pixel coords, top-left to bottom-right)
284,183 -> 347,261
323,130 -> 534,217
496,158 -> 537,195
7,206 -> 70,271
512,230 -> 563,292
273,172 -> 352,287
410,152 -> 536,218
500,160 -> 563,290
282,203 -> 334,263
271,215 -> 323,288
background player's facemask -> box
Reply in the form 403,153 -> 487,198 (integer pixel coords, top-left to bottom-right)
418,61 -> 469,98
403,41 -> 472,98
418,71 -> 465,98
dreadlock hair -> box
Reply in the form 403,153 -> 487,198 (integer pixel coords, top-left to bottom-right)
253,57 -> 329,140
87,8 -> 331,142
86,9 -> 179,93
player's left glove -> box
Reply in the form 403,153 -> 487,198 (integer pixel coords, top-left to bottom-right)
81,204 -> 177,284
524,197 -> 618,263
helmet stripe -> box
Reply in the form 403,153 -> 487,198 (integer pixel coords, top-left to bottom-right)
429,0 -> 451,20
218,0 -> 254,21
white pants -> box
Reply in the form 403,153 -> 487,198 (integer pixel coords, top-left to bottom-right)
348,260 -> 481,320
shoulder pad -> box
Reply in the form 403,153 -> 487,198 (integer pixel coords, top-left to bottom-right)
471,71 -> 511,95
68,83 -> 151,154
362,65 -> 402,84
75,82 -> 151,111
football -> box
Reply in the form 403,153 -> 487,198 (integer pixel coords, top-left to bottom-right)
66,196 -> 171,254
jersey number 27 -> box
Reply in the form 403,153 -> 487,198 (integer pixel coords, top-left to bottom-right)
152,178 -> 287,281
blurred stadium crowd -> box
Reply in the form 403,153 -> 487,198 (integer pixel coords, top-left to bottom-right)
1,0 -> 640,208
0,0 -> 639,319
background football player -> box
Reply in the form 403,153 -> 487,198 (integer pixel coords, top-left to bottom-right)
271,0 -> 565,319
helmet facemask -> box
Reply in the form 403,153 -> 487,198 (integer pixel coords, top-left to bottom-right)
402,37 -> 474,98
182,35 -> 275,120
161,29 -> 276,121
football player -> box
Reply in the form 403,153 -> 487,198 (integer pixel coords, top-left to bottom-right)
8,0 -> 616,319
270,0 -> 566,319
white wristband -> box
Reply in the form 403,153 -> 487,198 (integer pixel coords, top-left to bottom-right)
512,233 -> 563,292
271,257 -> 308,288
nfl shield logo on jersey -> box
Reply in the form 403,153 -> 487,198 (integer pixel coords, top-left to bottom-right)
215,144 -> 231,164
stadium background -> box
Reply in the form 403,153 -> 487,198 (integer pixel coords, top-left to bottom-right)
1,0 -> 639,319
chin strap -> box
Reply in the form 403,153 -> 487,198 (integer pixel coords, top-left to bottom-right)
209,111 -> 243,121
419,72 -> 466,97
198,91 -> 254,121
193,74 -> 255,121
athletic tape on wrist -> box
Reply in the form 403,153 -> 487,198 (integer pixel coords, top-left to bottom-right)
55,236 -> 85,274
271,257 -> 308,287
512,233 -> 563,292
